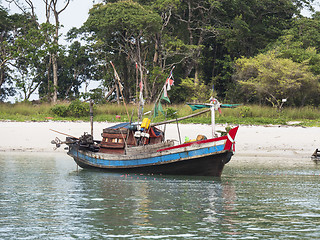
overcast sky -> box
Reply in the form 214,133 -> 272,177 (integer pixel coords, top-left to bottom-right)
3,0 -> 103,44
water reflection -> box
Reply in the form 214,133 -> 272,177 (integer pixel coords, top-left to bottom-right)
1,153 -> 320,239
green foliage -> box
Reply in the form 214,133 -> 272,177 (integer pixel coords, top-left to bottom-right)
51,100 -> 90,117
1,102 -> 320,126
68,100 -> 90,117
81,88 -> 107,104
234,51 -> 319,108
50,104 -> 69,117
165,107 -> 178,119
238,106 -> 252,118
2,0 -> 320,107
179,78 -> 210,102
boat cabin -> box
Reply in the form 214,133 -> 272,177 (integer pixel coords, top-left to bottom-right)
99,120 -> 164,154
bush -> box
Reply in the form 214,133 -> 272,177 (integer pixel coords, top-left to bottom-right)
239,106 -> 252,118
51,100 -> 90,117
166,107 -> 178,119
51,104 -> 68,117
68,100 -> 90,117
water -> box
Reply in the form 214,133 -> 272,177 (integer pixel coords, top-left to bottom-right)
1,153 -> 320,239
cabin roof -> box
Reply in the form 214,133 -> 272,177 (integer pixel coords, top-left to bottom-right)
108,122 -> 131,129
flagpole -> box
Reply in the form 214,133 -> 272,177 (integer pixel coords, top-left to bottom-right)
211,104 -> 215,138
110,61 -> 130,120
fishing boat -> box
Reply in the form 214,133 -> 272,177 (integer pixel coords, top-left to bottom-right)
51,64 -> 239,176
52,105 -> 238,177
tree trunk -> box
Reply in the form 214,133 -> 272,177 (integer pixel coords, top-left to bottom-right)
52,53 -> 58,104
0,68 -> 4,91
194,63 -> 199,86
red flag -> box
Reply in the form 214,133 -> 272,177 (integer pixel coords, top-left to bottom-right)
166,77 -> 174,91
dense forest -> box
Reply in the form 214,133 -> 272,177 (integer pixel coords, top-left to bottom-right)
1,0 -> 320,108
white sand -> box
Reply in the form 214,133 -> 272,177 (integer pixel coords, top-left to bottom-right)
0,121 -> 319,165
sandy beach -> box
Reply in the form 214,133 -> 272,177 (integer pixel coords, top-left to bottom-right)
1,121 -> 319,166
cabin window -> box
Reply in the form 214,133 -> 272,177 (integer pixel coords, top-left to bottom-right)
104,137 -> 124,143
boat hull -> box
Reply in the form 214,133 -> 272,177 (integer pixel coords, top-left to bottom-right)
70,147 -> 232,177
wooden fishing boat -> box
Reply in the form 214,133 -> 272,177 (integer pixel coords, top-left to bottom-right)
62,121 -> 238,177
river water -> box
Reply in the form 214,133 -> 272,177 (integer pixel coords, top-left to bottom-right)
0,152 -> 319,239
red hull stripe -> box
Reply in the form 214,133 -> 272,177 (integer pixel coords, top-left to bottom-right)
157,135 -> 227,152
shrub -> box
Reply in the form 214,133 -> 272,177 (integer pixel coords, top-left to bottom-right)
166,107 -> 178,119
51,104 -> 68,117
239,106 -> 252,118
51,100 -> 90,117
68,100 -> 90,117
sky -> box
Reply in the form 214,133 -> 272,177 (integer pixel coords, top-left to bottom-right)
3,0 -> 102,43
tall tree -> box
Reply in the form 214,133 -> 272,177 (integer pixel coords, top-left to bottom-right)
84,1 -> 161,102
13,23 -> 54,101
6,0 -> 70,103
0,6 -> 15,100
45,0 -> 70,103
0,6 -> 42,101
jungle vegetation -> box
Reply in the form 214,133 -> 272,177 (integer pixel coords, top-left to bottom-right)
1,0 -> 320,111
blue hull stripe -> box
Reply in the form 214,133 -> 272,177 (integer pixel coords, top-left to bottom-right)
70,143 -> 226,168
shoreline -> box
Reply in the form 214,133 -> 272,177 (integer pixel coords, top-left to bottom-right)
1,121 -> 319,164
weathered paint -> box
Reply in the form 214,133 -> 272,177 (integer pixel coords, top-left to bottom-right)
68,139 -> 226,168
67,126 -> 239,176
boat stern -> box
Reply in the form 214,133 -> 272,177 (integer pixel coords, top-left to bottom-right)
223,126 -> 239,152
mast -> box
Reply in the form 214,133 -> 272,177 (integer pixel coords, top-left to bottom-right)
110,61 -> 130,120
90,100 -> 94,136
211,104 -> 215,138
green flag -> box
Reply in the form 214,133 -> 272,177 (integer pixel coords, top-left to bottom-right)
153,103 -> 159,117
187,104 -> 210,111
158,101 -> 164,115
161,92 -> 171,103
153,102 -> 165,117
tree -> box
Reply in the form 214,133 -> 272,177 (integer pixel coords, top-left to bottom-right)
272,14 -> 320,75
0,6 -> 43,101
13,22 -> 56,101
84,1 -> 162,102
0,7 -> 14,100
45,0 -> 71,103
234,51 -> 319,108
6,0 -> 71,103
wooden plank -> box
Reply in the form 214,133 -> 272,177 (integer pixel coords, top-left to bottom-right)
100,142 -> 125,149
102,133 -> 127,139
